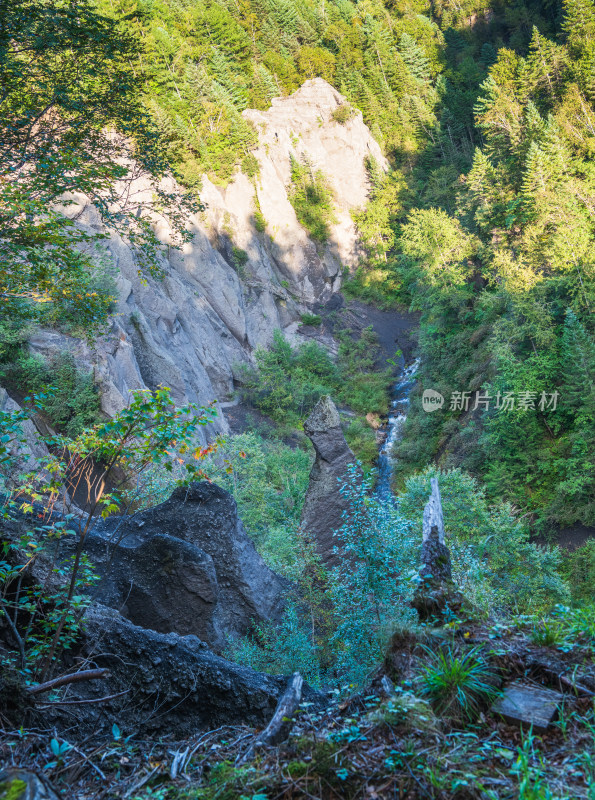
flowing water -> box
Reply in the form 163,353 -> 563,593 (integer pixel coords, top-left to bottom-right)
376,359 -> 419,501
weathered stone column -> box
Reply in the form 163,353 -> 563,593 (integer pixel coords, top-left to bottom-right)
412,478 -> 464,623
300,395 -> 360,568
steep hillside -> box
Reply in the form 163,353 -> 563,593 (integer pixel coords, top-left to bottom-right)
2,79 -> 385,438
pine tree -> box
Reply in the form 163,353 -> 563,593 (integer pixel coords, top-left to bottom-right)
526,26 -> 569,98
560,309 -> 595,411
562,0 -> 595,54
399,32 -> 432,84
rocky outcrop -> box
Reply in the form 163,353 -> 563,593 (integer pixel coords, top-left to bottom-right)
412,478 -> 466,622
300,395 -> 360,567
45,604 -> 321,737
0,389 -> 52,491
86,482 -> 287,651
21,80 -> 386,442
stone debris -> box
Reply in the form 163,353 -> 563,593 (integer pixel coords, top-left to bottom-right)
491,681 -> 563,732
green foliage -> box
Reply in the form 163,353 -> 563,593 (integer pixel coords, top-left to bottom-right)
351,158 -> 403,267
204,432 -> 311,577
253,209 -> 267,232
289,156 -> 336,243
418,645 -> 499,722
239,328 -> 390,464
300,313 -> 322,326
327,465 -> 418,684
0,386 -> 220,680
105,0 -> 444,183
228,465 -> 418,688
399,468 -> 569,612
0,0 -> 196,332
0,351 -> 102,438
331,104 -> 356,124
241,327 -> 391,422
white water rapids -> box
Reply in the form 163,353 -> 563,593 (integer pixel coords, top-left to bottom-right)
376,359 -> 420,501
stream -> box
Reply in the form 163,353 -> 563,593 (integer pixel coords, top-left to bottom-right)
376,359 -> 419,501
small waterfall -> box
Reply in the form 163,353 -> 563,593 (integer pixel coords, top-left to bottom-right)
376,359 -> 419,501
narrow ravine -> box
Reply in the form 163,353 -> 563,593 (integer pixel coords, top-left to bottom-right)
376,359 -> 419,501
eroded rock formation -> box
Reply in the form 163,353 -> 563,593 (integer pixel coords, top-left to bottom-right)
86,482 -> 288,651
412,478 -> 465,622
300,395 -> 360,567
20,79 -> 386,444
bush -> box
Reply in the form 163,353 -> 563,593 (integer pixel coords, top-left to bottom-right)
289,156 -> 336,243
240,327 -> 392,426
300,313 -> 322,326
327,466 -> 418,685
227,466 -> 418,688
0,351 -> 102,437
344,417 -> 378,466
253,209 -> 267,232
204,432 -> 312,576
418,645 -> 499,722
241,153 -> 259,178
331,104 -> 356,124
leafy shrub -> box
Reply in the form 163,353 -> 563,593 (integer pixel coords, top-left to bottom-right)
418,645 -> 499,722
227,466 -> 418,688
327,466 -> 418,685
0,316 -> 32,364
344,417 -> 378,467
331,104 -> 356,124
1,387 -> 218,680
231,246 -> 249,278
366,690 -> 437,731
2,351 -> 102,438
300,313 -> 322,326
289,156 -> 336,242
253,209 -> 267,232
241,152 -> 259,178
225,603 -> 322,687
204,432 -> 312,576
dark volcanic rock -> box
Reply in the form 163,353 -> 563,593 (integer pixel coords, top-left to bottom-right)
47,604 -> 322,737
300,395 -> 360,567
85,482 -> 287,650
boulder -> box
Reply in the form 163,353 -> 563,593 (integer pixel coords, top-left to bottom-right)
44,604 -> 322,737
87,482 -> 288,651
300,396 -> 360,567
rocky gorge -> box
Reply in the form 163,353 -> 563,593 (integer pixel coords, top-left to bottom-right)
3,0 -> 595,795
1,79 -> 387,448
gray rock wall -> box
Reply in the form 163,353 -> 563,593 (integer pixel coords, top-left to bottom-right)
20,79 -> 385,440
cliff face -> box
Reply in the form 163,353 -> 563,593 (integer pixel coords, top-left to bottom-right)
28,79 -> 386,437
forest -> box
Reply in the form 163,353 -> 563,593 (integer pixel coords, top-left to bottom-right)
1,0 -> 595,797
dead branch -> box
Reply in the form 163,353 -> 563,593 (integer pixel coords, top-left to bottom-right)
237,672 -> 303,764
36,689 -> 129,706
27,668 -> 109,696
